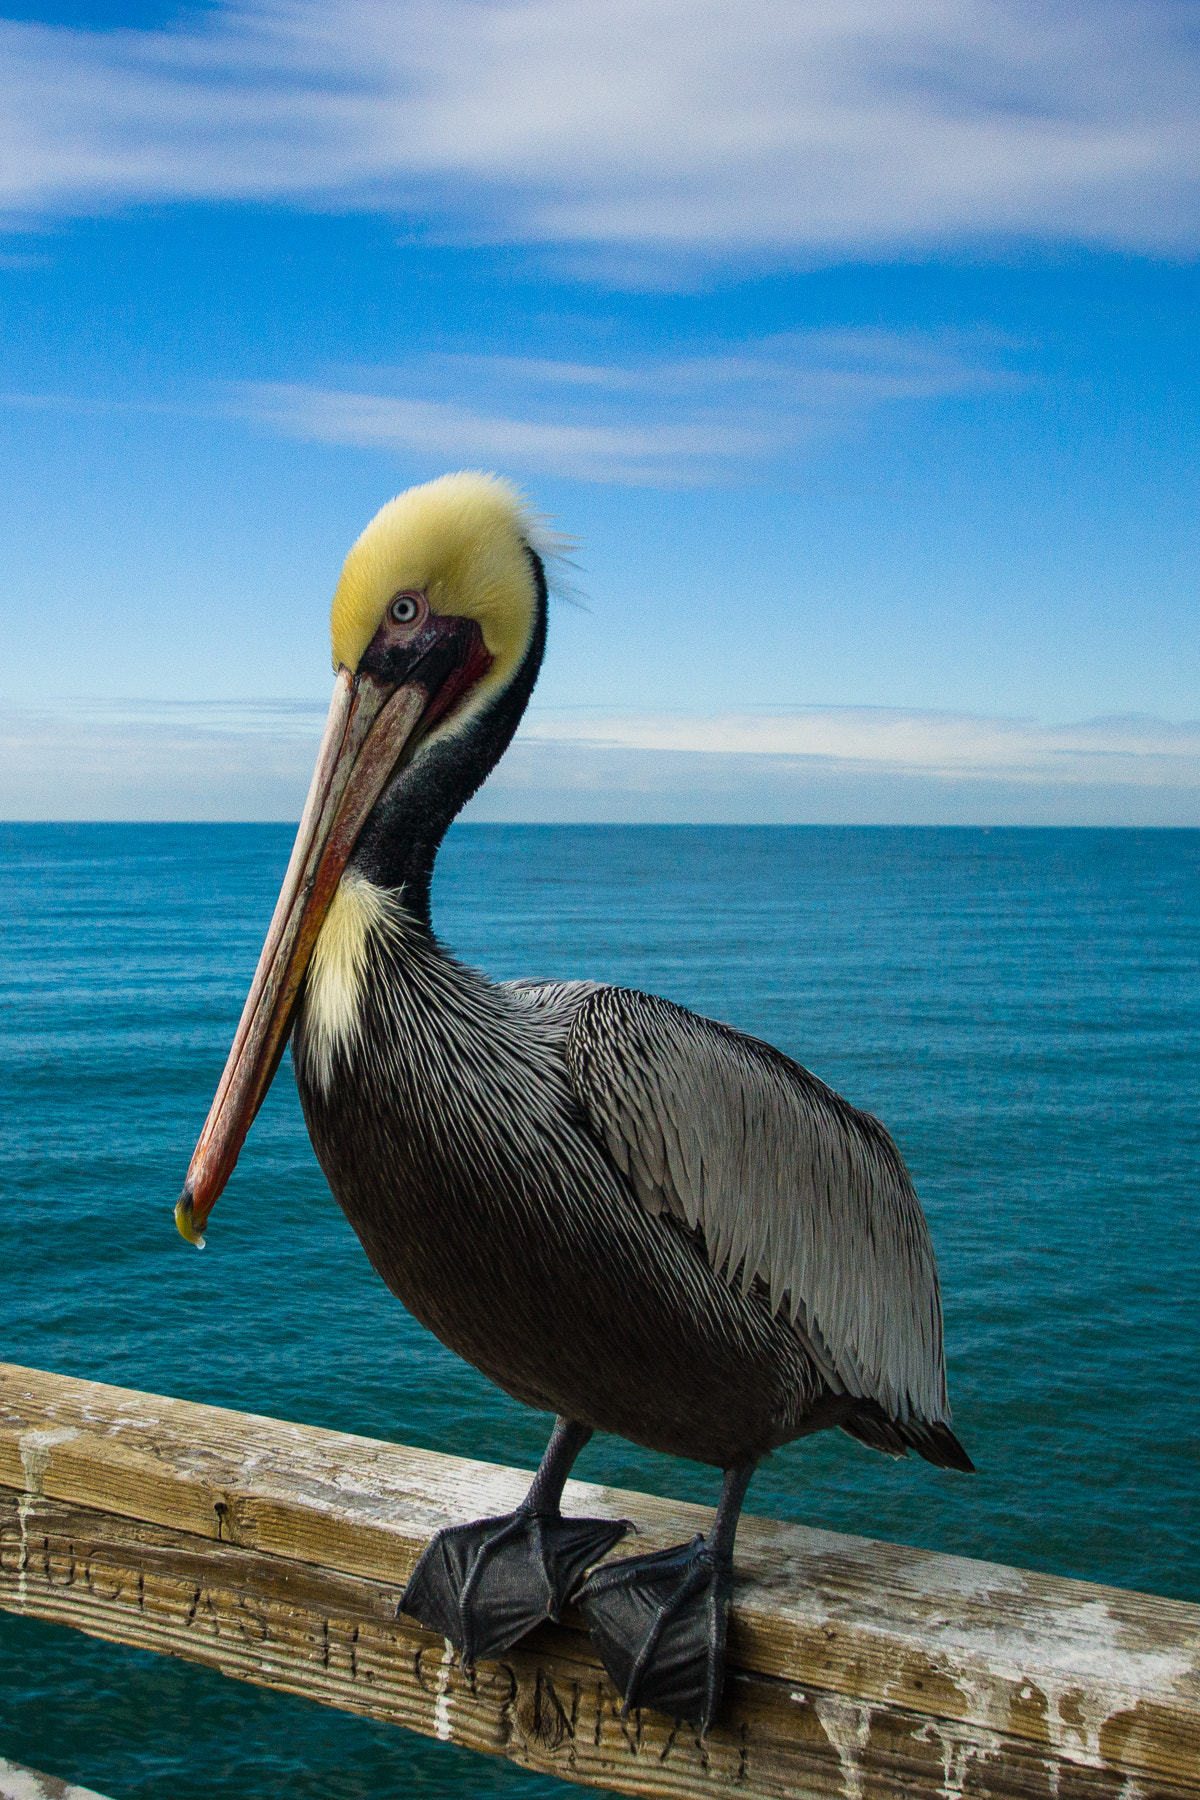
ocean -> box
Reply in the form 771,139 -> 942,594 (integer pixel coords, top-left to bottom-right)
1,823 -> 1197,1798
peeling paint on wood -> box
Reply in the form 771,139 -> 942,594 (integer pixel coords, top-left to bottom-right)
1,1362 -> 1197,1799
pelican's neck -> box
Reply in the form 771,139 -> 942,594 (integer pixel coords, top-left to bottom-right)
296,871 -> 464,1095
294,864 -> 563,1107
347,548 -> 548,927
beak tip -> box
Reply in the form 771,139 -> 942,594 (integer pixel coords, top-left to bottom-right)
175,1188 -> 207,1250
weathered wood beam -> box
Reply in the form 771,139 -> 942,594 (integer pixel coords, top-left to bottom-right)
1,1363 -> 1196,1799
0,1759 -> 114,1800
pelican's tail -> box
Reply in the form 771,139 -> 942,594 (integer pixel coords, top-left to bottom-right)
841,1403 -> 975,1472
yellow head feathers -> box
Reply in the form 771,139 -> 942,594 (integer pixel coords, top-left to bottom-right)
330,472 -> 544,699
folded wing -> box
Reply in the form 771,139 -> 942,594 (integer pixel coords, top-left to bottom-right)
564,986 -> 951,1428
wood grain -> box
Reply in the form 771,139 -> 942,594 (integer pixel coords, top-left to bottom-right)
1,1362 -> 1197,1799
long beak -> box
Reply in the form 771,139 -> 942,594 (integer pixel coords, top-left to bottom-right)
175,664 -> 432,1248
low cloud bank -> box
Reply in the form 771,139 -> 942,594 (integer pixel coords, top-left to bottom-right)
3,701 -> 1197,825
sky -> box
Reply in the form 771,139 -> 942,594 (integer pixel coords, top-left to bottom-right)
1,0 -> 1198,821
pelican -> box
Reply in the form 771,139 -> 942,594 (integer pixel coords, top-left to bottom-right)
176,471 -> 972,1731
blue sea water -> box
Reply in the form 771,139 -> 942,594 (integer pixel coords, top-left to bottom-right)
1,822 -> 1197,1799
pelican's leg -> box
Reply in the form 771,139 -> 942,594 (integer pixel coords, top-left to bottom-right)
575,1460 -> 755,1733
399,1418 -> 631,1668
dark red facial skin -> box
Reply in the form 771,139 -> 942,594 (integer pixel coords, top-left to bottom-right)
357,591 -> 493,739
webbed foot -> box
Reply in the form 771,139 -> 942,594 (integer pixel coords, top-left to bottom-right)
401,1506 -> 630,1666
575,1533 -> 733,1730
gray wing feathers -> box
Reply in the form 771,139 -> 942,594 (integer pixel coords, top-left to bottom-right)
566,987 -> 950,1425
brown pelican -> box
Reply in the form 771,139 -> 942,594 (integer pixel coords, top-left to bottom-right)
176,471 -> 972,1731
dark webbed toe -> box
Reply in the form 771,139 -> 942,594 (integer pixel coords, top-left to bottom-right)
575,1460 -> 754,1731
401,1507 -> 630,1666
575,1534 -> 734,1731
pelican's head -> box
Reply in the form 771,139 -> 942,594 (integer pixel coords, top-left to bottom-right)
175,472 -> 550,1246
330,471 -> 541,718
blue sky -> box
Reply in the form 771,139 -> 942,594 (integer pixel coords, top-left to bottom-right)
1,0 -> 1198,821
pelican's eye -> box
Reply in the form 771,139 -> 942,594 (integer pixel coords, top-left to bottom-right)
390,592 -> 422,624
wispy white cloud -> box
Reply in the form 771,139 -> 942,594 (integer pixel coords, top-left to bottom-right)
1,1 -> 1197,259
225,328 -> 1016,480
229,381 -> 774,485
4,699 -> 1197,823
0,328 -> 1013,483
437,332 -> 1016,404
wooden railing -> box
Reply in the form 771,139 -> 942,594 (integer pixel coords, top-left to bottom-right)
1,1363 -> 1197,1799
0,1757 -> 113,1800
